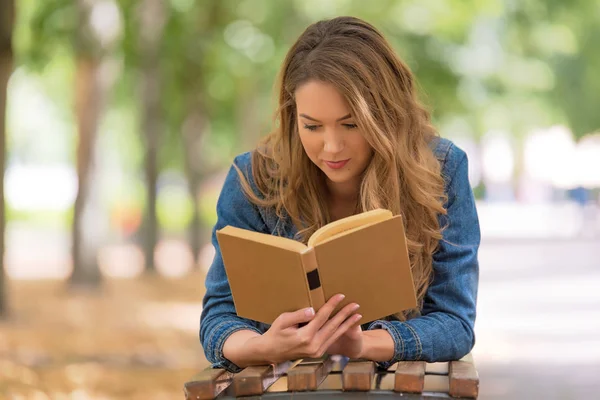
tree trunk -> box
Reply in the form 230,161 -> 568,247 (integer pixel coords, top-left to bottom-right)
69,0 -> 106,288
238,80 -> 262,153
0,0 -> 14,317
182,111 -> 207,264
70,57 -> 103,288
138,0 -> 167,273
180,1 -> 224,266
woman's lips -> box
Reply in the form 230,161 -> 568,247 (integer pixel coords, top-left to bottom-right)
324,159 -> 350,169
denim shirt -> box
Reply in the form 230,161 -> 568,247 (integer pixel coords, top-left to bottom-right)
199,137 -> 480,372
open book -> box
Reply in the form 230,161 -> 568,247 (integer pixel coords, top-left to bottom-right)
216,209 -> 417,325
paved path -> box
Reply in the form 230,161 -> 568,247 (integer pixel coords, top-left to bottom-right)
474,238 -> 600,399
4,224 -> 599,398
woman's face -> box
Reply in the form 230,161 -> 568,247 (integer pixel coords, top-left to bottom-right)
295,80 -> 373,194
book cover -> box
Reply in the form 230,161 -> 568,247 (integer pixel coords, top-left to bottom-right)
216,210 -> 417,325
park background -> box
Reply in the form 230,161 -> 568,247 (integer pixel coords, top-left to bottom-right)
0,0 -> 599,398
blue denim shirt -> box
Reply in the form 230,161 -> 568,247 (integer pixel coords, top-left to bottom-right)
199,137 -> 480,372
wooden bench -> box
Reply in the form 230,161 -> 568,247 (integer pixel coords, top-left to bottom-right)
183,353 -> 479,399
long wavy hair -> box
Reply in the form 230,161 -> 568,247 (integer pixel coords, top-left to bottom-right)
235,16 -> 447,319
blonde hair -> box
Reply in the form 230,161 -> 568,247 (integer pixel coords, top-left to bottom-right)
235,16 -> 447,319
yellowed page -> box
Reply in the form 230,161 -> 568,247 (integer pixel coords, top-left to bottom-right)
307,209 -> 393,248
218,225 -> 307,253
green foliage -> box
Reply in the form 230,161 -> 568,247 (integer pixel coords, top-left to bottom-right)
6,204 -> 72,229
17,0 -> 77,69
156,184 -> 194,233
9,0 -> 600,226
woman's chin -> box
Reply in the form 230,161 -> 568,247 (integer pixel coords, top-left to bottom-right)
322,171 -> 355,185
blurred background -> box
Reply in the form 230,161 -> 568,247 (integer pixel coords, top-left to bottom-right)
0,0 -> 599,399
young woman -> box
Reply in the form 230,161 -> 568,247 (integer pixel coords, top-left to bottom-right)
200,16 -> 480,372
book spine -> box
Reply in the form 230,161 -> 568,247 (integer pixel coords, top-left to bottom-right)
300,248 -> 325,311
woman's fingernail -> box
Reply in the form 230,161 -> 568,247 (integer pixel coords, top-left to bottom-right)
355,314 -> 362,320
305,307 -> 315,317
353,304 -> 360,311
338,294 -> 345,301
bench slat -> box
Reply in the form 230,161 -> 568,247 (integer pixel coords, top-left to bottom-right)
288,355 -> 336,391
394,361 -> 426,393
317,372 -> 343,390
183,353 -> 479,398
232,360 -> 294,397
373,372 -> 451,394
183,368 -> 234,400
389,361 -> 449,375
424,374 -> 451,393
449,360 -> 479,398
342,361 -> 375,391
265,375 -> 289,393
426,362 -> 449,375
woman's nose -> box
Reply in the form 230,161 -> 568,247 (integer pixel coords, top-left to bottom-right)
323,129 -> 344,153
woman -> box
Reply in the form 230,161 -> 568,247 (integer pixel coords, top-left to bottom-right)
200,16 -> 480,372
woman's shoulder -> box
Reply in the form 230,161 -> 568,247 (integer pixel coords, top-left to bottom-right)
429,136 -> 468,177
224,150 -> 287,235
227,150 -> 262,188
429,136 -> 471,197
231,150 -> 253,172
219,151 -> 257,201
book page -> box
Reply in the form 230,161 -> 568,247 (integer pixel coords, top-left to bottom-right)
218,225 -> 307,253
307,209 -> 393,248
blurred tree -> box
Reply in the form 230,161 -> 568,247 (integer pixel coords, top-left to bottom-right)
176,2 -> 215,266
70,0 -> 111,288
0,0 -> 14,317
172,0 -> 305,259
507,0 -> 600,139
118,0 -> 212,267
137,0 -> 168,273
9,0 -> 598,267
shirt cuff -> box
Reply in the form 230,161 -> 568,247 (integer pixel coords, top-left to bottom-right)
206,318 -> 263,373
366,319 -> 423,369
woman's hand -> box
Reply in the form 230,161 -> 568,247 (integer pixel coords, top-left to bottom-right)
325,323 -> 364,359
253,294 -> 362,364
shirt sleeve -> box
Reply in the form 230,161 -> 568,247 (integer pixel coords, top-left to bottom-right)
366,144 -> 481,369
199,154 -> 269,372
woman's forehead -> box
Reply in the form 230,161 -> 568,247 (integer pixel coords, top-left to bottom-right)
295,81 -> 352,120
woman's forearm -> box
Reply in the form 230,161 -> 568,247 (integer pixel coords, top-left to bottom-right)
223,328 -> 395,368
222,329 -> 269,368
360,329 -> 395,362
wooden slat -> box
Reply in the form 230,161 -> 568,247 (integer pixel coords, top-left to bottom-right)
373,372 -> 395,391
317,373 -> 343,390
183,354 -> 477,398
265,376 -> 288,393
342,361 -> 375,391
388,361 -> 449,375
297,356 -> 328,365
232,361 -> 294,397
183,368 -> 234,400
232,365 -> 271,397
394,361 -> 426,393
372,372 -> 450,394
288,364 -> 323,391
449,360 -> 479,398
424,374 -> 450,393
426,362 -> 449,375
288,356 -> 336,391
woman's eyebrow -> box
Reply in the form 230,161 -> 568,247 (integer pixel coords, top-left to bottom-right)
299,113 -> 352,122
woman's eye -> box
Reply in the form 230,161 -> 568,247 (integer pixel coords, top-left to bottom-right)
303,124 -> 319,131
343,123 -> 358,130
